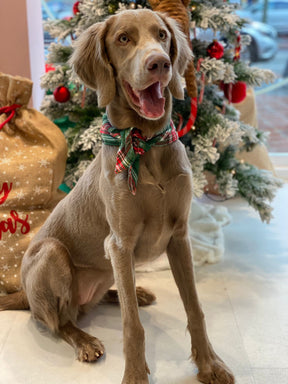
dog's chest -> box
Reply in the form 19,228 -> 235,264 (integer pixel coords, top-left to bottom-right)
133,201 -> 174,264
133,147 -> 193,263
138,142 -> 191,189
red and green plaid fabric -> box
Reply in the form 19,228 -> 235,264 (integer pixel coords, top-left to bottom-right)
100,113 -> 178,195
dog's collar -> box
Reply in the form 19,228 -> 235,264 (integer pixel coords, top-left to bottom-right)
100,113 -> 178,195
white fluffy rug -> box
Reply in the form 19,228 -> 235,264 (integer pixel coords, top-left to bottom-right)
136,199 -> 231,272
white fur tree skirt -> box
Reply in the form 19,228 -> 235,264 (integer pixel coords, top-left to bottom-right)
136,199 -> 231,272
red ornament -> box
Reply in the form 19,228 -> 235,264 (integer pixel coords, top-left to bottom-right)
73,1 -> 81,15
45,63 -> 55,73
222,81 -> 247,104
53,86 -> 70,103
207,40 -> 224,60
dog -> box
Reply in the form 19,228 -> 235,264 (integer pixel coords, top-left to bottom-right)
0,9 -> 234,384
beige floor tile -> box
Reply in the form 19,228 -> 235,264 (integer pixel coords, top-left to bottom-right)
253,368 -> 288,384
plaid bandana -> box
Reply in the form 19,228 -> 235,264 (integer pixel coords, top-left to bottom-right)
100,113 -> 178,195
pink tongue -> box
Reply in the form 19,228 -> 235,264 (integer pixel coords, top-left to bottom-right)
139,82 -> 165,119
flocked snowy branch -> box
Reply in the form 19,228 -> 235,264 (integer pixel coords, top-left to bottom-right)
192,3 -> 244,32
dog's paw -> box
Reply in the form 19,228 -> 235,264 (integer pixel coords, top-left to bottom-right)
136,286 -> 156,307
76,336 -> 105,363
197,358 -> 235,384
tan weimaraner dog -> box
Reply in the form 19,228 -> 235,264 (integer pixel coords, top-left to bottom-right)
0,9 -> 234,384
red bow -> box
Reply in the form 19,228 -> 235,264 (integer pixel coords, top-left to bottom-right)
0,104 -> 22,130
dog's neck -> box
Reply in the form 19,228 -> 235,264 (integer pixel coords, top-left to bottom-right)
106,87 -> 172,138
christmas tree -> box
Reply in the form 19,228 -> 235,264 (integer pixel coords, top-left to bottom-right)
41,0 -> 282,223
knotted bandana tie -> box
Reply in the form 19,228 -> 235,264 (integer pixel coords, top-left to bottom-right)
100,114 -> 178,195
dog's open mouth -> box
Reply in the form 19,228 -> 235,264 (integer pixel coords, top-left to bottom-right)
123,81 -> 165,119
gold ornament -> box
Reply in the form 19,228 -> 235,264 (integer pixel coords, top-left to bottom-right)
129,1 -> 137,8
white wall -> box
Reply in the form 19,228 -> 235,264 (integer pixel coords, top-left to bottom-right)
26,0 -> 45,110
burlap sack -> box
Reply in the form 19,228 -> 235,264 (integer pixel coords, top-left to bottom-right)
234,87 -> 274,174
204,88 -> 274,195
0,73 -> 67,293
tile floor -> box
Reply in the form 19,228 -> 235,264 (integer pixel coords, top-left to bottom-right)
253,37 -> 288,153
0,184 -> 287,384
256,94 -> 288,153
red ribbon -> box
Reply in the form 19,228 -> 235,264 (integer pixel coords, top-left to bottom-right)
0,104 -> 22,130
176,57 -> 202,138
177,97 -> 198,138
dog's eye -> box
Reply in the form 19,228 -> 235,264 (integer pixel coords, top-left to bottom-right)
159,30 -> 167,41
118,34 -> 130,44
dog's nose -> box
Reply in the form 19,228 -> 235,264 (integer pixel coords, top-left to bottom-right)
146,54 -> 171,73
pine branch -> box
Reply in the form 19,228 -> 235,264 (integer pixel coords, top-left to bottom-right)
46,43 -> 73,65
234,61 -> 276,86
192,2 -> 245,33
235,163 -> 283,223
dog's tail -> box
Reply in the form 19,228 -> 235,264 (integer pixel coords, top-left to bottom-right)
0,290 -> 29,311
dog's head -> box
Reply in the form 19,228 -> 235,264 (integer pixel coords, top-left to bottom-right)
70,9 -> 192,121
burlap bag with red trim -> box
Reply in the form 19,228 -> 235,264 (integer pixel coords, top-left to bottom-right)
0,72 -> 67,293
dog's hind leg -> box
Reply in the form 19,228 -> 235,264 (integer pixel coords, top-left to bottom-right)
103,286 -> 156,307
0,290 -> 29,311
59,321 -> 104,362
21,238 -> 105,362
21,238 -> 78,333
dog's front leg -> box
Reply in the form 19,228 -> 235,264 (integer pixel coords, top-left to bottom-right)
167,232 -> 235,384
105,232 -> 149,384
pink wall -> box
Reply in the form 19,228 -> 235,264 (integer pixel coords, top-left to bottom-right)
0,0 -> 45,109
0,0 -> 31,79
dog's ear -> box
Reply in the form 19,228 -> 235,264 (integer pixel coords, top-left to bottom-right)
69,21 -> 115,107
157,13 -> 193,100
